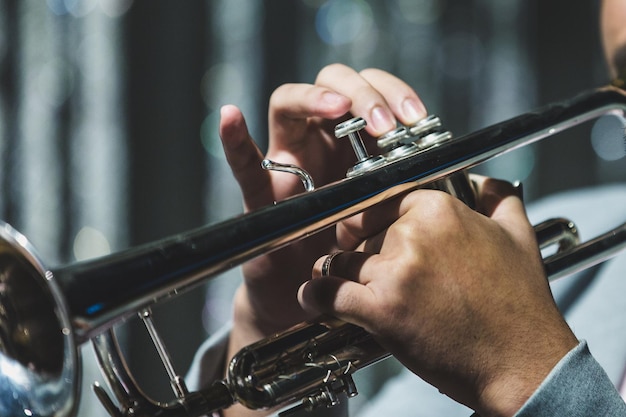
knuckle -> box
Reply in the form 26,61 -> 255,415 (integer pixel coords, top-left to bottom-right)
396,190 -> 466,241
428,192 -> 466,228
268,82 -> 297,106
410,189 -> 462,221
358,67 -> 378,78
315,63 -> 350,83
390,219 -> 419,242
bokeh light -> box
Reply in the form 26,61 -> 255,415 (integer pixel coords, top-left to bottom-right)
395,0 -> 444,25
591,114 -> 626,161
315,0 -> 374,46
214,0 -> 265,43
46,0 -> 70,15
200,111 -> 225,160
201,63 -> 246,111
200,62 -> 249,159
46,0 -> 133,17
57,0 -> 98,17
73,226 -> 112,261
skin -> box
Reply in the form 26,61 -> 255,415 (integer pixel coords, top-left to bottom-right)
220,64 -> 426,417
300,178 -> 577,416
601,0 -> 626,78
216,1 -> 626,415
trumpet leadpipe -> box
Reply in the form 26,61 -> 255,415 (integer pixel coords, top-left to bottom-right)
55,86 -> 626,341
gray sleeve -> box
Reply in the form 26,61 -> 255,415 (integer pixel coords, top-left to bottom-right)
186,323 -> 231,392
514,341 -> 626,417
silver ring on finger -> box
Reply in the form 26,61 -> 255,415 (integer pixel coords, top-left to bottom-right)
321,251 -> 343,277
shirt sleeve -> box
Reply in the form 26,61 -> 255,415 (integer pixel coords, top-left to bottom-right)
186,323 -> 231,392
514,340 -> 626,417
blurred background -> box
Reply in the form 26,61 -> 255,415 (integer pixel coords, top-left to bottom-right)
1,0 -> 625,415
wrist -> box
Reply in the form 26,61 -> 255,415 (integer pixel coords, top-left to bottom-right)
475,331 -> 578,417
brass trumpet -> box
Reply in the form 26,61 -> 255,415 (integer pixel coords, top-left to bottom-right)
2,85 -> 626,417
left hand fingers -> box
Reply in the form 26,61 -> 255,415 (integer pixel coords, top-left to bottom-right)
315,64 -> 426,137
268,82 -> 352,151
359,67 -> 427,126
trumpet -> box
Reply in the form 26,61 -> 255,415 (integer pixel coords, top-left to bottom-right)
2,85 -> 626,417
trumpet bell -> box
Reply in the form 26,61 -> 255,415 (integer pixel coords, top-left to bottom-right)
0,221 -> 78,417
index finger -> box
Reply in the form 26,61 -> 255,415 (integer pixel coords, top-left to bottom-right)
268,82 -> 352,148
219,104 -> 273,211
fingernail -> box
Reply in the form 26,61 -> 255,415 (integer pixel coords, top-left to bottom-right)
323,91 -> 346,105
371,106 -> 395,134
402,98 -> 426,123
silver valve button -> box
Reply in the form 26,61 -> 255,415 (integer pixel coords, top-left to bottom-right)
335,117 -> 385,177
416,130 -> 453,149
407,114 -> 442,137
376,126 -> 408,149
335,117 -> 369,162
377,126 -> 423,162
405,114 -> 453,150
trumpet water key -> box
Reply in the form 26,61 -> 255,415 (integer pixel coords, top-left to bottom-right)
1,86 -> 626,416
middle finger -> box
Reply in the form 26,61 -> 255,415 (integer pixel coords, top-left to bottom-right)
315,64 -> 426,137
316,63 -> 396,137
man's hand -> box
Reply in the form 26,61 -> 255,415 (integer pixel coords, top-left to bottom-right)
219,64 -> 427,349
299,176 -> 579,417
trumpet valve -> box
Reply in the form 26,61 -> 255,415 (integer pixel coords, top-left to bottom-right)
377,126 -> 423,161
405,115 -> 454,150
301,374 -> 358,412
335,117 -> 386,177
407,114 -> 442,137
